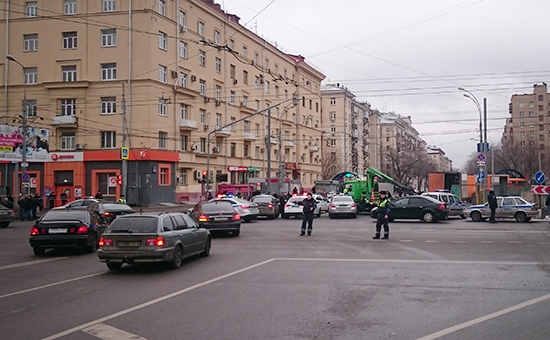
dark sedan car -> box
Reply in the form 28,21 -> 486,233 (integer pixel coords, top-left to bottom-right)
371,196 -> 449,223
250,195 -> 278,219
30,209 -> 104,255
0,204 -> 15,228
190,201 -> 241,236
97,203 -> 135,226
98,213 -> 211,270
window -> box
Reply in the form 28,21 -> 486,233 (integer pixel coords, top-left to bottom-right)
101,131 -> 116,148
60,132 -> 76,150
255,76 -> 260,89
255,123 -> 260,136
24,34 -> 38,51
101,63 -> 117,81
215,57 -> 221,72
214,30 -> 220,44
520,131 -> 525,137
540,135 -> 545,141
330,98 -> 336,105
230,143 -> 236,157
179,41 -> 188,58
180,104 -> 188,119
529,111 -> 535,117
158,65 -> 167,83
24,67 -> 37,84
229,39 -> 234,50
275,86 -> 279,97
198,21 -> 205,36
62,32 -> 77,49
243,120 -> 249,133
60,99 -> 76,116
180,72 -> 188,88
101,97 -> 116,114
179,168 -> 188,185
330,111 -> 336,121
158,31 -> 167,50
216,113 -> 222,127
530,131 -> 535,137
229,64 -> 236,79
159,166 -> 169,185
242,95 -> 248,106
103,0 -> 116,12
539,105 -> 544,112
199,138 -> 206,153
180,134 -> 188,151
64,0 -> 76,15
179,10 -> 186,26
158,98 -> 167,116
199,109 -> 206,124
242,46 -> 248,59
230,91 -> 236,104
255,146 -> 260,159
529,101 -> 534,108
26,2 -> 37,17
530,121 -> 535,127
520,121 -> 525,127
316,102 -> 319,112
254,53 -> 259,65
159,132 -> 167,149
330,125 -> 336,133
244,142 -> 249,157
24,99 -> 37,118
329,139 -> 336,146
101,29 -> 116,47
519,112 -> 525,117
540,125 -> 545,131
243,70 -> 248,84
519,102 -> 525,108
199,50 -> 206,66
255,100 -> 260,110
538,95 -> 544,101
158,0 -> 166,15
520,140 -> 526,146
265,81 -> 270,93
199,80 -> 206,95
539,115 -> 545,121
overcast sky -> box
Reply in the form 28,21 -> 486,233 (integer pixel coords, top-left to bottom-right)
221,0 -> 550,170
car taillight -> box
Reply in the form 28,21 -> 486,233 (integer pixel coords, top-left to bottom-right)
233,214 -> 241,220
351,204 -> 356,208
439,204 -> 446,210
240,205 -> 251,209
198,215 -> 209,222
285,204 -> 291,207
146,236 -> 165,246
99,236 -> 113,247
31,226 -> 39,236
102,212 -> 111,217
268,204 -> 273,209
331,204 -> 336,207
77,225 -> 88,234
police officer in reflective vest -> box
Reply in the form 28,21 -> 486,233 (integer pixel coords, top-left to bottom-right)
118,195 -> 127,203
373,191 -> 391,239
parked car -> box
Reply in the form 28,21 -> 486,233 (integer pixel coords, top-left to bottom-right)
328,195 -> 357,218
0,204 -> 15,228
313,194 -> 330,213
422,191 -> 466,219
98,212 -> 211,270
250,195 -> 279,219
29,209 -> 104,255
371,196 -> 449,222
96,203 -> 135,226
208,198 -> 259,222
465,196 -> 538,222
283,195 -> 322,219
190,201 -> 242,236
54,198 -> 102,209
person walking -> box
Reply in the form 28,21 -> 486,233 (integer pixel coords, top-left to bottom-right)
18,195 -> 27,221
299,193 -> 317,236
488,189 -> 497,224
373,191 -> 391,239
60,191 -> 68,206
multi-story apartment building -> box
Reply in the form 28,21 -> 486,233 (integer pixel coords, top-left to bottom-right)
368,108 -> 383,170
0,0 -> 324,204
427,146 -> 452,172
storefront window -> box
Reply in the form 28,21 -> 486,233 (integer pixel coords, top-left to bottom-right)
98,172 -> 117,196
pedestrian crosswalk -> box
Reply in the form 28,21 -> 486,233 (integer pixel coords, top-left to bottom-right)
82,323 -> 149,340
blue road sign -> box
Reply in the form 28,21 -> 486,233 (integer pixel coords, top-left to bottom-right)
478,171 -> 486,180
22,173 -> 30,182
477,153 -> 486,162
120,147 -> 129,160
535,171 -> 546,184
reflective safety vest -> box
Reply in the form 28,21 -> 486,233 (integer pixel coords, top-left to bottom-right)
118,198 -> 127,203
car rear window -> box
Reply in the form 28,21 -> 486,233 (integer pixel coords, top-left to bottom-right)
101,203 -> 134,211
41,210 -> 88,221
201,203 -> 235,213
106,216 -> 158,233
332,196 -> 353,202
252,197 -> 272,203
288,197 -> 305,203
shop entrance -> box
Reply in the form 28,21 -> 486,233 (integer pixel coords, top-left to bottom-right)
56,186 -> 72,206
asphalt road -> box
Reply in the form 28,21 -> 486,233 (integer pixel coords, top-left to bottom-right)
1,213 -> 550,340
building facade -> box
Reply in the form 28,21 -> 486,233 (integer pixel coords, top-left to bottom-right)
427,146 -> 452,172
0,0 -> 325,204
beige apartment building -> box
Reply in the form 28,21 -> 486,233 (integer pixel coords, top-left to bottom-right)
0,0 -> 324,204
427,146 -> 452,172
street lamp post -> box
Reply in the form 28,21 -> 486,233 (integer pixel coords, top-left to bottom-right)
7,55 -> 29,197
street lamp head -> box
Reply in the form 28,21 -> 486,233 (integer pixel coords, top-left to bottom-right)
6,55 -> 16,62
458,87 -> 465,91
463,93 -> 471,98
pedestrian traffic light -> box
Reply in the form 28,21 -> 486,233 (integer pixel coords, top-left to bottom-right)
117,174 -> 123,185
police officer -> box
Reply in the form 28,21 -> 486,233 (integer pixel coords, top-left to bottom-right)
118,195 -> 127,203
373,191 -> 391,239
300,193 -> 317,236
488,188 -> 497,223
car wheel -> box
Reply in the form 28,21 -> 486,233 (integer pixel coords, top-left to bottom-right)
170,245 -> 183,269
470,211 -> 482,222
33,247 -> 45,256
201,237 -> 211,257
0,222 -> 9,228
352,214 -> 357,219
232,228 -> 240,237
460,214 -> 466,219
106,262 -> 123,271
515,212 -> 528,223
283,214 -> 289,219
244,216 -> 252,223
85,234 -> 98,253
422,211 -> 435,223
315,211 -> 321,218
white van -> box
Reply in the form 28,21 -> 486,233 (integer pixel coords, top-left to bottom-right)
421,191 -> 466,219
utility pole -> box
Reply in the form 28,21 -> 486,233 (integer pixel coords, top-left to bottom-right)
121,82 -> 128,198
266,108 -> 271,192
277,109 -> 285,194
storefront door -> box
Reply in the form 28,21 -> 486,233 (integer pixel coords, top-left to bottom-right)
56,186 -> 73,207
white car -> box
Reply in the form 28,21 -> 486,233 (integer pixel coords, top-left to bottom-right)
313,194 -> 329,213
283,196 -> 322,219
208,198 -> 259,222
328,195 -> 358,218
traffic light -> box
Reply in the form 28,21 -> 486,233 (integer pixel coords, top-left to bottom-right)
345,173 -> 351,178
202,170 -> 207,183
116,174 -> 123,185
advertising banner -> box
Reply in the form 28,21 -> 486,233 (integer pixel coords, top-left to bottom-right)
0,125 -> 49,161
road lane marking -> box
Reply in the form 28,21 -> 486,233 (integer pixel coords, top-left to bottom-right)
507,241 -> 522,244
425,240 -> 439,243
0,272 -> 103,299
82,323 -> 149,340
276,258 -> 545,266
399,240 -> 413,243
480,241 -> 494,244
41,258 -> 276,340
415,292 -> 550,340
0,257 -> 67,271
538,242 -> 550,245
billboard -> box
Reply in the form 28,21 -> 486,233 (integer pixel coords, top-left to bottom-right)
0,125 -> 49,162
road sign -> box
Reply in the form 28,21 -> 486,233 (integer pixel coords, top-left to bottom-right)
248,177 -> 266,183
534,171 -> 546,184
22,173 -> 30,182
477,153 -> 486,162
109,176 -> 117,187
531,185 -> 550,195
478,171 -> 486,180
120,147 -> 129,160
30,178 -> 37,188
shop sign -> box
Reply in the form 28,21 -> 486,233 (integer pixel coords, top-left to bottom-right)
285,162 -> 300,170
228,166 -> 261,172
49,152 -> 84,162
247,166 -> 260,172
0,125 -> 50,161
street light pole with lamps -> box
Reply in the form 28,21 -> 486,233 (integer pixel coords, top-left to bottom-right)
7,55 -> 29,197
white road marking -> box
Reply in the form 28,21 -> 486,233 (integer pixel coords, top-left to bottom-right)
41,258 -> 276,340
0,272 -> 103,299
0,257 -> 67,271
415,292 -> 550,340
507,241 -> 522,244
400,240 -> 413,243
480,241 -> 494,244
538,242 -> 550,245
425,240 -> 439,243
275,258 -> 545,266
82,323 -> 149,340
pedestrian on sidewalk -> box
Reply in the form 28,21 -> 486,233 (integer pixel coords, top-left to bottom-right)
299,193 -> 317,236
488,189 -> 497,223
373,191 -> 391,239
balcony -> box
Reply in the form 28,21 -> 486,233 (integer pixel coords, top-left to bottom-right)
309,145 -> 319,152
179,119 -> 198,130
243,132 -> 257,141
52,115 -> 77,126
216,127 -> 231,137
268,136 -> 279,144
284,140 -> 295,148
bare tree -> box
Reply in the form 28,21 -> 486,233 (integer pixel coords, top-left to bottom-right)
319,151 -> 341,180
385,134 -> 435,186
493,140 -> 542,181
462,152 -> 480,174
